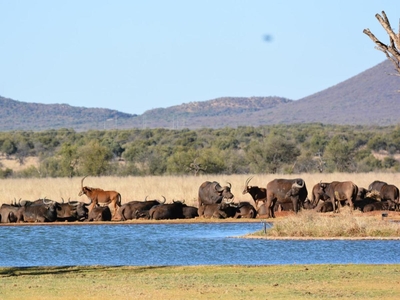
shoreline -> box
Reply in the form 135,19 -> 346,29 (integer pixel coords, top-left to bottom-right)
243,235 -> 400,240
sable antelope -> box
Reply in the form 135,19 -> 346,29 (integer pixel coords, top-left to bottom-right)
78,176 -> 121,218
242,176 -> 267,207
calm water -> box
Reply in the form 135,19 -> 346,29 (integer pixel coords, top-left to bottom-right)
1,222 -> 400,267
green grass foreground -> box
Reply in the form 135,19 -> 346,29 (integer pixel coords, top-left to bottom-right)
1,264 -> 400,299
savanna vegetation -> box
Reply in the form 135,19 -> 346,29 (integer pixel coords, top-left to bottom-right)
1,124 -> 400,179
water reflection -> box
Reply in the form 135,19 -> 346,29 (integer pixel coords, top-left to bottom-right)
1,223 -> 400,267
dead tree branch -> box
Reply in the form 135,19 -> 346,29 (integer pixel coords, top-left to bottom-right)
363,11 -> 400,76
187,158 -> 207,176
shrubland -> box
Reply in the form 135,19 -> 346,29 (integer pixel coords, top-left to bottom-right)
1,124 -> 400,178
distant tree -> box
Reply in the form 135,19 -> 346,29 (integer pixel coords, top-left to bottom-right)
324,135 -> 356,172
15,140 -> 34,165
246,136 -> 300,173
77,141 -> 113,176
197,149 -> 226,174
58,143 -> 79,177
1,139 -> 17,157
363,11 -> 400,78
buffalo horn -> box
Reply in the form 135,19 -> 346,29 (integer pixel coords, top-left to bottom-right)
160,196 -> 166,204
42,198 -> 52,205
215,182 -> 224,192
292,179 -> 304,188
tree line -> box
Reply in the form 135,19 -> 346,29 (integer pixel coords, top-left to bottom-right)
0,123 -> 400,178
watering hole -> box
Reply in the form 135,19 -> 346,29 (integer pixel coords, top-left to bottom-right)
1,222 -> 400,267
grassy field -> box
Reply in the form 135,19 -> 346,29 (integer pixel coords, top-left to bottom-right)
1,264 -> 399,299
1,172 -> 400,207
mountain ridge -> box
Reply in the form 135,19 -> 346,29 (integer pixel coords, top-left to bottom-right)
0,59 -> 399,131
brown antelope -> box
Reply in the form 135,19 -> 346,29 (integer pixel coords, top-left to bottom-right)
78,176 -> 121,218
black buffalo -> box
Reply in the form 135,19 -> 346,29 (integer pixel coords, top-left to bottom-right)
182,205 -> 198,219
356,187 -> 368,201
117,196 -> 166,221
302,199 -> 316,210
368,180 -> 388,193
363,201 -> 391,212
311,182 -> 330,206
87,206 -> 112,221
198,201 -> 236,219
315,201 -> 334,213
56,199 -> 88,222
318,181 -> 358,213
256,203 -> 268,216
19,198 -> 51,207
379,184 -> 399,203
16,199 -> 59,222
198,181 -> 234,207
265,178 -> 308,218
149,200 -> 185,220
0,203 -> 19,223
232,202 -> 257,219
366,181 -> 399,209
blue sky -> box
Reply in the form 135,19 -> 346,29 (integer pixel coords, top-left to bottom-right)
0,1 -> 398,115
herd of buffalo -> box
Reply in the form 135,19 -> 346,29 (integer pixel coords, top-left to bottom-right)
1,176 -> 399,224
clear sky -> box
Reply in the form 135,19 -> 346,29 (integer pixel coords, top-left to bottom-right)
0,1 -> 398,115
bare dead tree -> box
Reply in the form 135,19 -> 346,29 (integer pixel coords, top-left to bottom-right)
363,11 -> 400,77
187,158 -> 207,176
315,151 -> 326,173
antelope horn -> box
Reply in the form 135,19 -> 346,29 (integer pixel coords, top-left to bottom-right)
81,176 -> 88,189
245,176 -> 253,187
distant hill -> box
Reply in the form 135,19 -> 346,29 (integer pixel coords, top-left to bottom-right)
0,97 -> 137,131
253,59 -> 400,125
0,59 -> 399,131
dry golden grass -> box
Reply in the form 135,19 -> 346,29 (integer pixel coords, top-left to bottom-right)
1,172 -> 400,207
0,155 -> 39,172
255,208 -> 400,238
